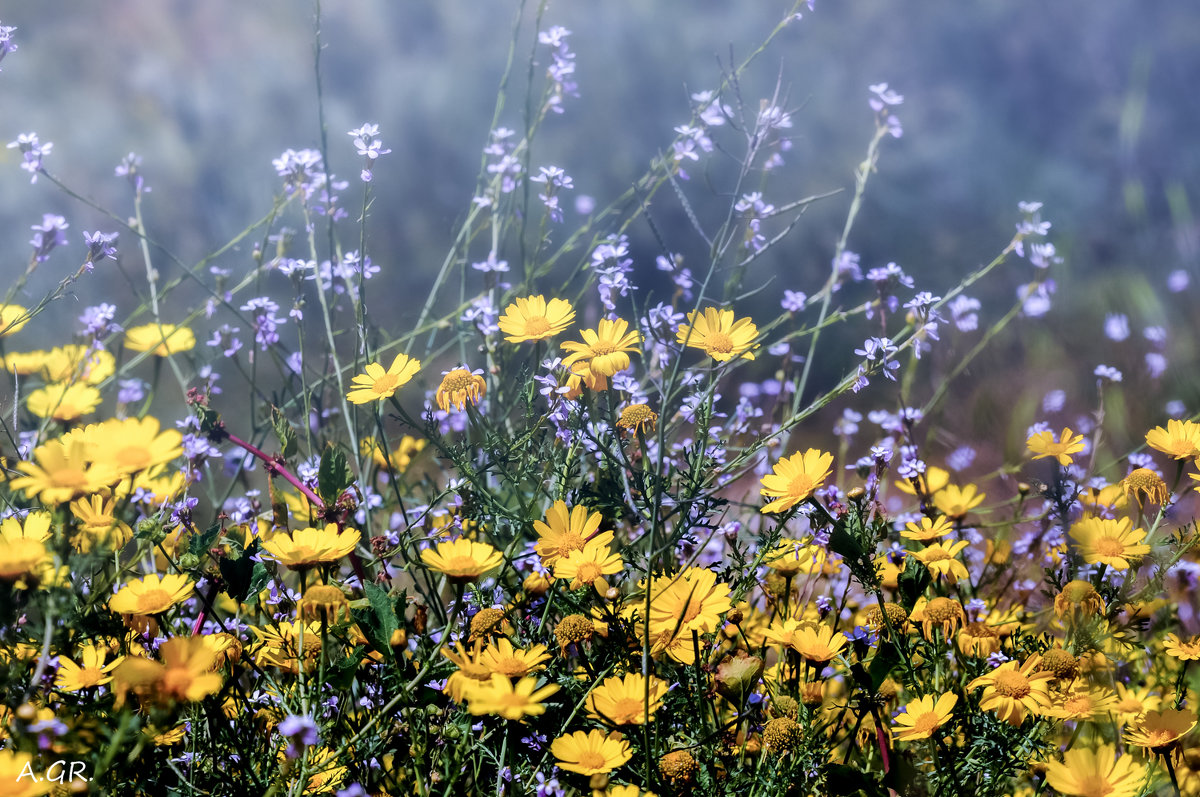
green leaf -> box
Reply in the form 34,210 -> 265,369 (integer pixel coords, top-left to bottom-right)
866,640 -> 902,691
828,518 -> 865,562
219,539 -> 263,603
318,444 -> 354,504
897,556 -> 931,610
354,581 -> 401,657
246,561 -> 272,603
187,522 -> 222,559
271,406 -> 298,460
824,763 -> 886,797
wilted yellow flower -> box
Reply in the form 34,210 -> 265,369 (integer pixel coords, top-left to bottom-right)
435,366 -> 486,412
616,403 -> 657,434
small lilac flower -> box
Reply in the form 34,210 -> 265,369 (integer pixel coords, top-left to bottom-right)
1094,364 -> 1122,383
117,379 -> 146,404
115,152 -> 148,194
471,252 -> 509,273
0,22 -> 17,69
1145,352 -> 1167,379
1166,399 -> 1186,418
1103,313 -> 1129,342
1019,280 -> 1056,317
946,446 -> 976,472
83,230 -> 119,270
348,123 -> 391,183
30,214 -> 69,262
1168,269 -> 1189,293
278,713 -> 319,759
79,304 -> 119,338
7,132 -> 52,183
781,290 -> 806,312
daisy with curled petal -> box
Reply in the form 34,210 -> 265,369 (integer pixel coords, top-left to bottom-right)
759,448 -> 834,514
123,323 -> 196,356
1163,632 -> 1200,661
1043,745 -> 1147,797
554,541 -> 623,593
911,539 -> 971,583
463,673 -> 560,720
967,655 -> 1053,725
420,537 -> 504,583
261,524 -> 361,570
1068,516 -> 1150,570
550,729 -> 632,776
1123,708 -> 1196,755
892,692 -> 957,742
435,366 -> 486,412
675,306 -> 759,361
346,353 -> 421,404
1026,427 -> 1086,466
560,317 -> 642,377
498,295 -> 575,342
55,643 -> 125,692
1145,418 -> 1200,459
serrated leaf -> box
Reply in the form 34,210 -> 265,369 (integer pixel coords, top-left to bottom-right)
318,444 -> 354,504
271,406 -> 298,460
220,539 -> 263,603
897,556 -> 931,610
187,522 -> 222,559
828,519 -> 865,562
867,640 -> 902,691
363,581 -> 400,648
246,561 -> 272,603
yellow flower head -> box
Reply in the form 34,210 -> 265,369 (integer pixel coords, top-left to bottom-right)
261,524 -> 361,570
759,448 -> 834,514
463,673 -> 560,720
892,692 -> 957,742
932,483 -> 985,519
69,494 -> 134,552
791,624 -> 848,665
533,500 -> 611,566
0,304 -> 30,336
108,573 -> 195,616
1043,745 -> 1147,797
550,729 -> 632,776
124,323 -> 196,356
346,353 -> 420,404
1068,516 -> 1150,570
911,539 -> 970,583
90,416 -> 184,476
1123,708 -> 1196,754
436,366 -> 486,412
1164,633 -> 1200,661
560,317 -> 642,377
478,638 -> 550,678
648,567 -> 732,637
901,516 -> 954,542
895,465 -> 950,498
1120,467 -> 1168,508
675,306 -> 758,361
1054,579 -> 1106,619
1045,685 -> 1118,721
0,514 -> 52,585
420,537 -> 503,583
1026,426 -> 1086,466
585,672 -> 669,726
27,382 -> 102,421
1145,419 -> 1200,459
498,295 -> 575,342
553,540 -> 623,593
43,344 -> 115,384
54,643 -> 125,692
113,636 -> 222,707
764,538 -> 828,577
967,655 -> 1053,725
616,403 -> 657,434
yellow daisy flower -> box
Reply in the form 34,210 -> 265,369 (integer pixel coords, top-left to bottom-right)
553,541 -> 623,593
88,416 -> 184,476
560,317 -> 642,377
1026,427 -> 1086,466
675,306 -> 758,361
1043,745 -> 1147,797
1045,685 -> 1118,721
0,749 -> 52,797
0,303 -> 30,336
419,537 -> 504,583
759,448 -> 834,514
647,567 -> 732,637
1123,708 -> 1196,755
1112,682 -> 1161,724
346,353 -> 421,404
463,673 -> 560,720
895,465 -> 950,497
910,539 -> 970,583
0,515 -> 52,585
585,672 -> 669,725
1164,632 -> 1200,661
54,643 -> 125,692
11,437 -> 117,504
498,295 -> 575,342
478,639 -> 550,678
1068,516 -> 1150,570
967,655 -> 1053,725
26,382 -> 102,421
764,538 -> 829,577
43,344 -> 115,384
261,524 -> 361,570
790,624 -> 849,665
1145,419 -> 1200,459
616,403 -> 657,434
932,483 -> 985,519
113,636 -> 222,706
69,495 -> 134,552
124,323 -> 196,356
435,366 -> 486,412
533,500 -> 612,566
892,692 -> 957,742
108,573 -> 195,616
551,729 -> 632,776
901,516 -> 954,542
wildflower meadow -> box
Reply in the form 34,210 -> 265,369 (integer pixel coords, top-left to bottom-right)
2,3 -> 1200,796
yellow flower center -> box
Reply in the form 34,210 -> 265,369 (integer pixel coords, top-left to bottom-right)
372,373 -> 400,394
575,750 -> 608,771
1092,536 -> 1127,558
575,562 -> 603,583
787,474 -> 817,499
444,554 -> 481,574
609,697 -> 644,723
489,657 -> 526,677
1142,729 -> 1178,747
922,548 -> 952,562
1060,580 -> 1099,604
523,317 -> 551,336
704,331 -> 734,354
137,588 -> 173,613
911,711 -> 941,735
925,598 -> 961,623
991,669 -> 1031,698
1060,695 -> 1093,716
115,445 -> 153,471
590,342 -> 617,356
52,468 -> 90,489
440,370 -> 476,391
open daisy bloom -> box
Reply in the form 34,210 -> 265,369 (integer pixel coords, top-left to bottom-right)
553,540 -> 623,593
11,437 -> 118,505
69,495 -> 134,552
0,511 -> 53,586
550,729 -> 632,775
1042,744 -> 1147,797
262,524 -> 361,570
26,382 -> 102,421
346,352 -> 421,404
759,448 -> 834,514
420,537 -> 504,583
113,636 -> 222,707
1145,418 -> 1200,459
0,303 -> 30,336
478,639 -> 550,678
435,366 -> 486,412
790,624 -> 849,665
586,672 -> 669,726
901,515 -> 954,541
533,500 -> 612,566
931,483 -> 985,519
647,567 -> 732,638
911,539 -> 971,583
1164,632 -> 1200,660
675,306 -> 759,361
1123,708 -> 1197,756
123,322 -> 196,356
462,673 -> 560,720
87,416 -> 184,477
1026,426 -> 1086,466
1068,516 -> 1150,570
498,294 -> 575,342
560,317 -> 642,377
892,692 -> 957,742
108,573 -> 195,616
967,655 -> 1053,725
54,643 -> 125,692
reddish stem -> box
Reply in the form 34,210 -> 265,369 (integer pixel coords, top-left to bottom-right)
225,431 -> 325,510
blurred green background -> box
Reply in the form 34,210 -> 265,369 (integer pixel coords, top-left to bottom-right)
2,0 -> 1199,456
